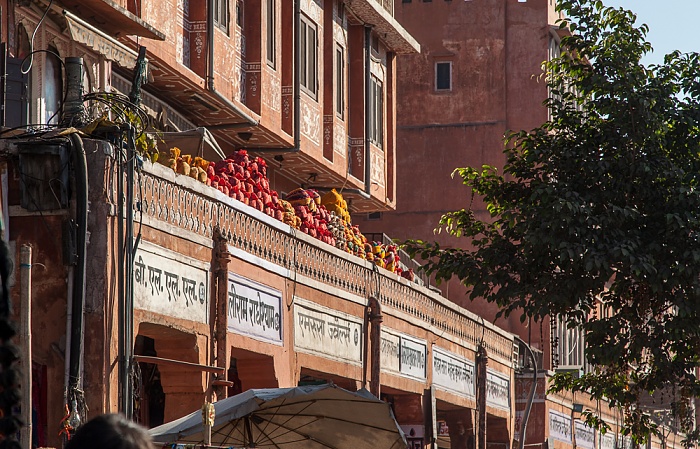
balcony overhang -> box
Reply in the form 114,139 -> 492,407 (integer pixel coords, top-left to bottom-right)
344,0 -> 420,54
58,0 -> 165,40
63,11 -> 144,69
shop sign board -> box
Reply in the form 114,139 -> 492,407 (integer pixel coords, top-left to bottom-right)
400,334 -> 428,380
548,410 -> 572,443
227,273 -> 283,344
486,370 -> 510,410
575,420 -> 595,449
134,242 -> 209,324
293,298 -> 363,364
381,330 -> 427,380
432,346 -> 475,397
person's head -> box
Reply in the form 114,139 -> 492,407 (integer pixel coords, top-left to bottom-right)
65,414 -> 153,449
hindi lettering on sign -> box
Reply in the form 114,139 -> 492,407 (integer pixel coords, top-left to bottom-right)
164,271 -> 179,301
380,331 -> 401,374
133,242 -> 209,324
328,318 -> 351,342
227,273 -> 283,344
433,347 -> 475,397
148,265 -> 163,296
486,370 -> 510,410
548,410 -> 572,443
135,256 -> 146,285
298,313 -> 325,339
293,298 -> 363,364
398,336 -> 427,379
575,420 -> 595,449
181,277 -> 199,306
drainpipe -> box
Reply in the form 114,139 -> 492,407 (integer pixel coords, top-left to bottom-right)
364,25 -> 372,196
367,296 -> 382,397
476,344 -> 488,449
239,0 -> 300,153
68,133 -> 88,427
206,0 -> 259,128
122,125 -> 136,420
20,244 -> 32,449
213,229 -> 231,400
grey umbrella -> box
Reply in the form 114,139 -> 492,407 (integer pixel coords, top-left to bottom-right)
149,383 -> 408,449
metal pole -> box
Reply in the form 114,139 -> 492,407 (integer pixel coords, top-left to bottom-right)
515,337 -> 538,449
476,345 -> 488,449
0,43 -> 7,128
20,244 -> 32,449
124,126 -> 136,420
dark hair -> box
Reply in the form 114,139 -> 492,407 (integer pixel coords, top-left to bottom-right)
65,414 -> 154,449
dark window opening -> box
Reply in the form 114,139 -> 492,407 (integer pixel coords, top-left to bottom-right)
436,61 -> 452,91
236,0 -> 243,27
266,0 -> 275,68
335,46 -> 344,118
214,0 -> 230,33
135,336 -> 165,428
370,75 -> 383,148
228,357 -> 243,396
300,15 -> 317,98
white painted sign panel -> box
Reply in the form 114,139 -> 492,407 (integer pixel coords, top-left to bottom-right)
575,421 -> 595,449
381,329 -> 427,380
549,410 -> 572,443
486,370 -> 510,410
134,242 -> 209,323
381,330 -> 401,374
433,346 -> 475,397
600,432 -> 616,449
227,273 -> 283,344
400,335 -> 428,380
294,298 -> 363,364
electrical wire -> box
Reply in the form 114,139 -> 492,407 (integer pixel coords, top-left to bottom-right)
21,0 -> 54,75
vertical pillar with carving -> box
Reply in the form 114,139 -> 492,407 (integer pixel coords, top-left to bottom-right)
213,228 -> 231,400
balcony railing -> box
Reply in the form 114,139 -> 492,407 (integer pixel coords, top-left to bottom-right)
133,161 -> 515,364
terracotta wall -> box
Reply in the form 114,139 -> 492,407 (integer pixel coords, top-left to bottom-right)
359,0 -> 554,358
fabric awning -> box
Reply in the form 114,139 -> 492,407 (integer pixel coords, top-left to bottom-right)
63,10 -> 145,70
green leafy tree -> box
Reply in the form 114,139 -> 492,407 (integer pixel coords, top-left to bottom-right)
405,0 -> 700,443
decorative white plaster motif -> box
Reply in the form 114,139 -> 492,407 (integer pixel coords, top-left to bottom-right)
300,0 -> 323,24
370,150 -> 385,187
300,100 -> 320,144
333,122 -> 346,156
268,75 -> 281,111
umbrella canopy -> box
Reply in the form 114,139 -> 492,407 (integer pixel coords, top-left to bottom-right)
149,384 -> 408,449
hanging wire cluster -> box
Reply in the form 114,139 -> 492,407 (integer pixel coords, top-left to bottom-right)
82,92 -> 150,136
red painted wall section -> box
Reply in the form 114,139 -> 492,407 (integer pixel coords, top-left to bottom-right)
360,0 -> 554,350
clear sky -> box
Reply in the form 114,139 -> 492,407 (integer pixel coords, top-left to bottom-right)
599,0 -> 700,65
